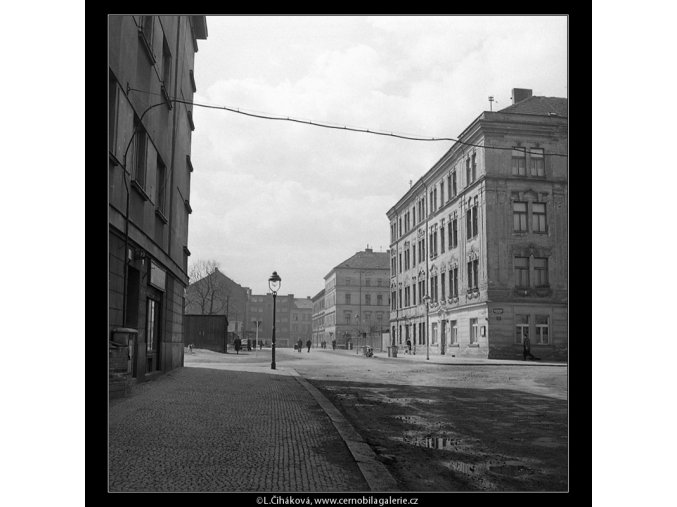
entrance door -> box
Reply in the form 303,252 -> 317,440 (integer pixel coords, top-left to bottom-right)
440,320 -> 446,355
145,298 -> 161,373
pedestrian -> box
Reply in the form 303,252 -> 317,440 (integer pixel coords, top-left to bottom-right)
306,339 -> 312,353
332,339 -> 336,350
406,338 -> 412,355
188,343 -> 193,353
297,339 -> 303,353
259,339 -> 263,350
523,335 -> 537,360
234,337 -> 241,355
247,339 -> 252,351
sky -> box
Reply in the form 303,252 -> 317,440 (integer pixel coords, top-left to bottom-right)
188,15 -> 567,298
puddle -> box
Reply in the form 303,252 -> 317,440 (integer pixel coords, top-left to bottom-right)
402,435 -> 463,451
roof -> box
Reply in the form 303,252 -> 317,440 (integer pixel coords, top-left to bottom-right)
293,298 -> 313,310
497,96 -> 568,117
334,250 -> 389,271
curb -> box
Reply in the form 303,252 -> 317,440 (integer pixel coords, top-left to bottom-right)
290,370 -> 400,492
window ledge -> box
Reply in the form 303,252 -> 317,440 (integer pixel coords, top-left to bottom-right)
131,179 -> 150,201
448,344 -> 460,348
161,84 -> 172,109
155,208 -> 168,223
137,29 -> 156,65
469,343 -> 480,348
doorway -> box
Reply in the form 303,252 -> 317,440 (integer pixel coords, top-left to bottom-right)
145,298 -> 161,373
440,320 -> 446,355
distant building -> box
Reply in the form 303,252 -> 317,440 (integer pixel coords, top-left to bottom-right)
184,267 -> 250,321
322,248 -> 390,350
108,16 -> 207,393
386,88 -> 567,360
247,294 -> 313,347
311,289 -> 325,347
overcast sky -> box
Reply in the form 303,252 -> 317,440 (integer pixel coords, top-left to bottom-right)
188,15 -> 567,298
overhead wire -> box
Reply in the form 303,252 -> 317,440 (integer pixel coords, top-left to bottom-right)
127,88 -> 568,157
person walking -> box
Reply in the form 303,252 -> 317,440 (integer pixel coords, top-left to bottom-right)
306,339 -> 312,353
406,338 -> 412,355
297,339 -> 303,353
234,337 -> 241,355
523,335 -> 537,360
259,339 -> 263,350
331,339 -> 336,350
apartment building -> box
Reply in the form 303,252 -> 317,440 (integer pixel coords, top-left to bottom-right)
247,293 -> 313,347
322,248 -> 390,351
386,88 -> 567,361
108,16 -> 207,392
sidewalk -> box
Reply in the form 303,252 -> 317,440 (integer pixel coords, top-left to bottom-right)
317,347 -> 566,367
108,365 -> 383,492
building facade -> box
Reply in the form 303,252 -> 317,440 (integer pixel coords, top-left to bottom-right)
322,248 -> 390,351
387,89 -> 567,361
311,289 -> 325,347
247,294 -> 313,347
108,16 -> 208,391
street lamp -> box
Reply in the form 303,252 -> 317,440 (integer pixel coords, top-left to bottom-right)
422,294 -> 431,361
268,271 -> 281,370
355,313 -> 360,355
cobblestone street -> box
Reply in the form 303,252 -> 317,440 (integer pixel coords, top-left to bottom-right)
108,365 -> 370,492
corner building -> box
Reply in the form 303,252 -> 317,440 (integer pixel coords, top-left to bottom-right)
108,16 -> 208,387
387,89 -> 567,361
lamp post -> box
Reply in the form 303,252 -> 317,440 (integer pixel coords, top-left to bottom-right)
268,271 -> 281,370
422,294 -> 431,361
255,320 -> 261,351
355,313 -> 360,355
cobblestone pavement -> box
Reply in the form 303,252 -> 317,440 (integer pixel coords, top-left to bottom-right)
108,366 -> 370,492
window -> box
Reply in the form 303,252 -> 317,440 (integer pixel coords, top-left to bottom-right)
430,275 -> 438,303
447,175 -> 451,201
466,201 -> 478,239
452,170 -> 457,196
377,294 -> 383,306
449,218 -> 458,248
412,206 -> 416,225
532,202 -> 547,233
440,226 -> 445,253
162,37 -> 172,89
534,257 -> 549,287
404,250 -> 410,271
432,323 -> 438,344
398,289 -> 402,308
449,267 -> 458,297
448,321 -> 457,344
399,253 -> 402,273
156,156 -> 166,214
133,124 -> 148,188
345,293 -> 351,304
399,218 -> 402,237
404,287 -> 410,307
441,272 -> 446,300
365,294 -> 371,305
146,299 -> 157,352
466,157 -> 471,185
467,260 -> 479,290
512,148 -> 526,176
515,314 -> 529,344
344,311 -> 352,324
440,181 -> 444,206
142,15 -> 154,47
470,318 -> 478,344
430,190 -> 434,214
536,315 -> 549,344
513,201 -> 528,232
391,291 -> 396,310
530,148 -> 545,176
471,153 -> 477,182
365,278 -> 371,287
412,244 -> 416,266
514,257 -> 530,288
412,283 -> 416,304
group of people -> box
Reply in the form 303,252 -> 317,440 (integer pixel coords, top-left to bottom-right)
295,339 -> 312,353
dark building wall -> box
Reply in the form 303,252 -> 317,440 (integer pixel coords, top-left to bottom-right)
184,315 -> 228,353
108,15 -> 207,387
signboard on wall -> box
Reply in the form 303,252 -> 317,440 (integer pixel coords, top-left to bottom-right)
150,261 -> 166,291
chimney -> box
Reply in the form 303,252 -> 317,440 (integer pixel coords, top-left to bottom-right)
365,247 -> 373,253
512,88 -> 532,104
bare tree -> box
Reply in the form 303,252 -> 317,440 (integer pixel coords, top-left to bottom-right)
186,259 -> 231,315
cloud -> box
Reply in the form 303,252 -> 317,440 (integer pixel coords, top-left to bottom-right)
188,15 -> 567,296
